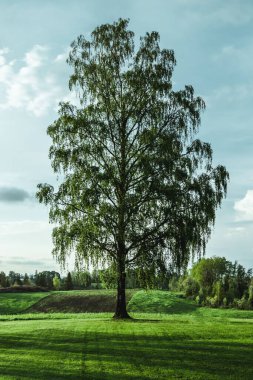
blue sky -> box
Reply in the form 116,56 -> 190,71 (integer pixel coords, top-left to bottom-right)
0,0 -> 252,273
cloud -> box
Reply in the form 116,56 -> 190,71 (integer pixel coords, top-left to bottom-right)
0,255 -> 56,272
54,47 -> 70,63
0,45 -> 70,117
24,45 -> 48,68
0,187 -> 30,202
0,256 -> 50,267
234,190 -> 253,221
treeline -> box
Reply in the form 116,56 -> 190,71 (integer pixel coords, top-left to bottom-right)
0,270 -> 64,290
0,268 -> 146,291
0,270 -> 91,290
1,256 -> 252,310
177,257 -> 253,310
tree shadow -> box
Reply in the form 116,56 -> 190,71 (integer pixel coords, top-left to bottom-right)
0,325 -> 252,379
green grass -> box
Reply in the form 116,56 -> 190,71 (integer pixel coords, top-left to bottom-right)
0,290 -> 252,379
0,292 -> 51,314
127,289 -> 197,313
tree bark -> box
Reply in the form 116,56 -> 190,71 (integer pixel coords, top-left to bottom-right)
113,261 -> 131,319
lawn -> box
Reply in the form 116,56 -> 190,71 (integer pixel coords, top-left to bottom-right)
0,290 -> 252,379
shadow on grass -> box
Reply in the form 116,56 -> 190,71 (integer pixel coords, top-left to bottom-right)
0,327 -> 253,379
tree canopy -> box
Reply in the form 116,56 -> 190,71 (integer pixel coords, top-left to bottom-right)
37,19 -> 229,318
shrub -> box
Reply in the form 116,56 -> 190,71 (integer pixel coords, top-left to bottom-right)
235,296 -> 249,310
183,277 -> 199,297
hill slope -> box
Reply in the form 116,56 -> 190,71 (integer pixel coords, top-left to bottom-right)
0,289 -> 195,314
0,292 -> 51,314
127,290 -> 197,314
0,289 -> 137,314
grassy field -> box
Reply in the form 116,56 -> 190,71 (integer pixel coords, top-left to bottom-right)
0,290 -> 253,379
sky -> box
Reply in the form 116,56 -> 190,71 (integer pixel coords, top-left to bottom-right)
0,0 -> 253,274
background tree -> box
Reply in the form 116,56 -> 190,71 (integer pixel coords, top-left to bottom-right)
0,271 -> 7,288
8,271 -> 21,286
191,256 -> 228,294
23,273 -> 30,286
64,272 -> 74,290
37,19 -> 229,318
71,270 -> 92,289
184,256 -> 252,308
53,274 -> 61,290
13,273 -> 22,286
35,271 -> 60,289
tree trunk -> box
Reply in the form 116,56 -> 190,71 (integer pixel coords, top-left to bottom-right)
113,117 -> 130,319
113,263 -> 131,319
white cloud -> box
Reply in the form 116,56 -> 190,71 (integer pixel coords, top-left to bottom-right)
24,45 -> 48,68
0,45 -> 72,117
234,190 -> 253,221
54,47 -> 70,62
0,47 -> 9,66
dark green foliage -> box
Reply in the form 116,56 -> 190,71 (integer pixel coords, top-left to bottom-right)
0,272 -> 8,288
36,19 -> 229,317
13,273 -> 22,286
183,276 -> 200,297
35,271 -> 61,289
8,271 -> 22,286
71,270 -> 92,289
64,272 -> 74,290
23,273 -> 30,285
99,265 -> 117,289
184,257 -> 253,308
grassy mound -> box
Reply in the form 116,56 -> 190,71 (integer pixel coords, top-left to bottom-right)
24,289 -> 136,313
0,292 -> 51,314
0,289 -> 137,315
0,289 -> 196,315
127,290 -> 197,314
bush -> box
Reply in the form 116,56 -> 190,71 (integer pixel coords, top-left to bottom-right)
234,296 -> 249,310
183,277 -> 199,297
223,297 -> 228,307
